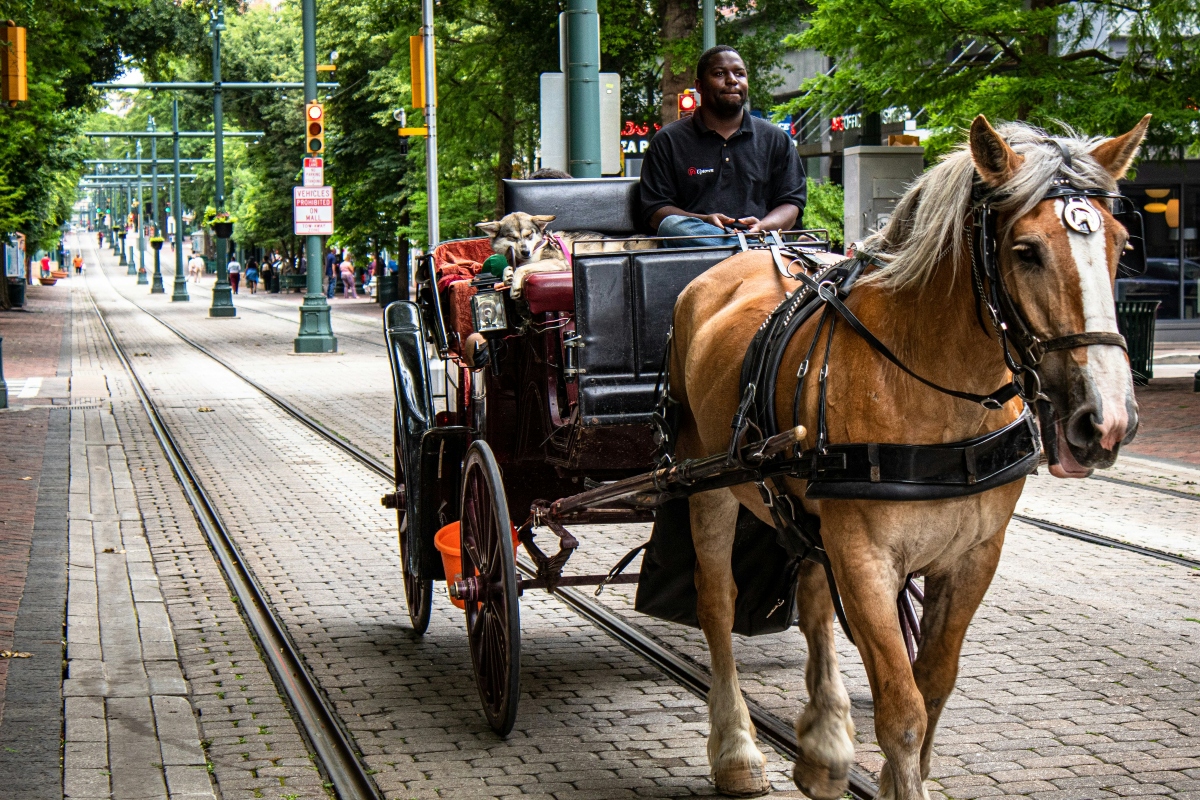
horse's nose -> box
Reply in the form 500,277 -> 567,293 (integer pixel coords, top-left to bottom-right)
1065,401 -> 1128,453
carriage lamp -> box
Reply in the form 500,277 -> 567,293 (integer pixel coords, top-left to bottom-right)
471,287 -> 508,335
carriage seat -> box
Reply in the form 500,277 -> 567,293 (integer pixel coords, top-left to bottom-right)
524,271 -> 575,314
503,178 -> 642,235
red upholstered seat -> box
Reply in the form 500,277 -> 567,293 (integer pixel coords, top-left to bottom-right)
524,271 -> 575,314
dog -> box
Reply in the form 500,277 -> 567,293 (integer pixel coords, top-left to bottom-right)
476,212 -> 655,298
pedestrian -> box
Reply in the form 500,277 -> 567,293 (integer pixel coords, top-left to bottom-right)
96,231 -> 103,248
227,255 -> 242,294
73,253 -> 84,275
260,259 -> 274,294
340,252 -> 358,299
245,258 -> 259,294
40,253 -> 51,279
187,252 -> 206,283
325,248 -> 338,299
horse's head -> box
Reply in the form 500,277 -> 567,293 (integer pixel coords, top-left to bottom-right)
969,115 -> 1151,477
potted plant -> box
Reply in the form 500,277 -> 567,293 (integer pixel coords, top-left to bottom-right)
150,236 -> 165,251
202,207 -> 237,239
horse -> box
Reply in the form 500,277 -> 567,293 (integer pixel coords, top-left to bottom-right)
669,114 -> 1150,799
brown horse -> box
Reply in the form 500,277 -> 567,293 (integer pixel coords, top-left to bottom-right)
670,114 -> 1150,798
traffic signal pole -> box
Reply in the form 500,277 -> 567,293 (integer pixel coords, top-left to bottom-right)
294,0 -> 337,353
565,0 -> 601,178
209,1 -> 236,317
422,0 -> 440,246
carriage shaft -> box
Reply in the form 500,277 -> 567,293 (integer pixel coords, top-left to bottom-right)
547,426 -> 806,519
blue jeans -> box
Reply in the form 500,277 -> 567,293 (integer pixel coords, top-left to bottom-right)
326,273 -> 336,298
656,215 -> 737,248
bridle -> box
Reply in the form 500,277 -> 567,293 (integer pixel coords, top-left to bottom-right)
966,151 -> 1143,463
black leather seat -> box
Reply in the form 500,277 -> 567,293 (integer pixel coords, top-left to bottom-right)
504,178 -> 642,234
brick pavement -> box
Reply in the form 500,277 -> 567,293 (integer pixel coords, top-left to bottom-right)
82,233 -> 1200,799
0,282 -> 72,797
1123,378 -> 1200,468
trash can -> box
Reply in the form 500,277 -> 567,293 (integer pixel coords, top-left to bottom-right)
376,273 -> 399,307
6,278 -> 25,308
1116,300 -> 1160,385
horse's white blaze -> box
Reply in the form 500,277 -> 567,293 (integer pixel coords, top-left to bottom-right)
1056,199 -> 1132,450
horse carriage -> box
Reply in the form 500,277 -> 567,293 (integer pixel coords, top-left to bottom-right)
382,177 -> 848,734
383,116 -> 1151,798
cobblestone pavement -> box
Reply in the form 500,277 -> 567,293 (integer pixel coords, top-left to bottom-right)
82,234 -> 1200,799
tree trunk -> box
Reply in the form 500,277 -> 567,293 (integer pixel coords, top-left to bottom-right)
494,110 -> 517,220
660,0 -> 698,125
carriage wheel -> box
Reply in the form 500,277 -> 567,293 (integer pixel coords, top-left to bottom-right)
459,441 -> 521,736
394,420 -> 432,634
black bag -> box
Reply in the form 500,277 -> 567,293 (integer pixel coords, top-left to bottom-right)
634,497 -> 801,636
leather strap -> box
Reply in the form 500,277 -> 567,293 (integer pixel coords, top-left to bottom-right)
1034,331 -> 1126,360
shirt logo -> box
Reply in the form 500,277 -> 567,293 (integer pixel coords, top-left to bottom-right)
687,167 -> 714,176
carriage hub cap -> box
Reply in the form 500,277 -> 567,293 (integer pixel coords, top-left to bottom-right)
1062,196 -> 1102,234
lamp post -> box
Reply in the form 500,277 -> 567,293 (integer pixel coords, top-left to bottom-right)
150,116 -> 164,293
136,139 -> 149,284
565,0 -> 601,178
171,100 -> 190,302
208,0 -> 236,317
293,0 -> 337,353
125,178 -> 135,273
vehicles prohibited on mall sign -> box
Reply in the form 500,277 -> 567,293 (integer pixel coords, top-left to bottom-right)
293,186 -> 334,235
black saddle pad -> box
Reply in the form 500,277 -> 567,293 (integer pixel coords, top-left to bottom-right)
635,497 -> 800,636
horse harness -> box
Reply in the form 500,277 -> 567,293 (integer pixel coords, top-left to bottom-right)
654,167 -> 1136,643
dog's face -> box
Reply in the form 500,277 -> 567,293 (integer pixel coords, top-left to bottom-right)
477,213 -> 555,262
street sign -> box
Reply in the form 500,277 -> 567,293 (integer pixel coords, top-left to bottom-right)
303,157 -> 323,187
293,186 -> 334,235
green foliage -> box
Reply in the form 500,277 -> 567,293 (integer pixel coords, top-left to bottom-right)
783,0 -> 1200,156
801,179 -> 844,249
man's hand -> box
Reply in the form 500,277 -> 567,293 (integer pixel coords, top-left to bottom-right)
698,212 -> 738,230
738,216 -> 762,232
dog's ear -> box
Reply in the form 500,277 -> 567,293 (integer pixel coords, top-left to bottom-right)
531,214 -> 556,232
476,221 -> 501,237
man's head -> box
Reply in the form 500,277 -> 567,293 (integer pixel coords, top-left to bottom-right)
695,45 -> 747,119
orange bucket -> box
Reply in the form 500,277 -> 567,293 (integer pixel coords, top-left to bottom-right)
433,521 -> 520,610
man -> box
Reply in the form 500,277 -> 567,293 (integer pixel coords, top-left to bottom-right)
639,45 -> 806,247
73,253 -> 84,275
325,248 -> 338,299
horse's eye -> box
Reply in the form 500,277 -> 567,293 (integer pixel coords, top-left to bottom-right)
1012,244 -> 1041,269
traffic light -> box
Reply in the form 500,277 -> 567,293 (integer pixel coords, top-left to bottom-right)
305,102 -> 325,154
678,89 -> 697,118
1,22 -> 27,105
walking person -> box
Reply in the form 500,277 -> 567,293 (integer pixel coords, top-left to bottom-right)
325,248 -> 338,299
73,253 -> 84,275
227,255 -> 242,294
339,251 -> 358,299
260,258 -> 274,294
187,252 -> 206,283
245,258 -> 259,294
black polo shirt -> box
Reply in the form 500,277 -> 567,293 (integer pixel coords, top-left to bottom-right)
639,111 -> 807,229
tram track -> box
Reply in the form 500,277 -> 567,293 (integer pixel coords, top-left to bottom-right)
92,245 -> 1199,800
83,275 -> 387,800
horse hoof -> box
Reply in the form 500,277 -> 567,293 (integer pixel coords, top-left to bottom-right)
792,754 -> 848,800
715,764 -> 771,797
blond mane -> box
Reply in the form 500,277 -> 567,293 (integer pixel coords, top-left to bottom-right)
861,121 -> 1120,291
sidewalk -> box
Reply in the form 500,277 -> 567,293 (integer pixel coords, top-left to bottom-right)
0,275 -> 218,799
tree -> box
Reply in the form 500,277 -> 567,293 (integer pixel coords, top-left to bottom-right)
783,0 -> 1200,155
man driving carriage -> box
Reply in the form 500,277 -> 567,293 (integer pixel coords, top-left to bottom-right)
640,45 -> 808,247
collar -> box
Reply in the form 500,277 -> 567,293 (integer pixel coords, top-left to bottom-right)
691,108 -> 754,139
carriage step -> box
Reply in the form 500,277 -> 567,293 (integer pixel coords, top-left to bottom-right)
380,489 -> 406,509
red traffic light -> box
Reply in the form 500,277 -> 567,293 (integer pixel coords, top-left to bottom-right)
678,91 -> 697,116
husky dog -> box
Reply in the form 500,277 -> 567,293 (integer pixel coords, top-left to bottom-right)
476,212 -> 655,298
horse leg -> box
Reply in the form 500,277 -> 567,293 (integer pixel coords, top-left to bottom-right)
824,521 -> 929,800
691,488 -> 771,797
911,529 -> 1004,780
792,559 -> 856,799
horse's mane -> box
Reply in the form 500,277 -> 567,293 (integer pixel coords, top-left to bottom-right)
861,121 -> 1120,291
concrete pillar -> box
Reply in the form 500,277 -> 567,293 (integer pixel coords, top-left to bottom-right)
843,145 -> 924,246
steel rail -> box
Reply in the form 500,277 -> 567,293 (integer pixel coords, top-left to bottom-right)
1012,514 -> 1200,570
83,279 -> 386,800
1091,472 -> 1200,502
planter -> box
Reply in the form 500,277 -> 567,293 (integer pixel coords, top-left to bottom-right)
150,239 -> 164,252
212,222 -> 234,239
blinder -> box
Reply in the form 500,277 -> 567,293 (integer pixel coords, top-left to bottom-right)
1040,184 -> 1147,277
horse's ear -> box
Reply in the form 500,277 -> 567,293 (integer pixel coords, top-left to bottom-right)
969,115 -> 1022,186
1089,114 -> 1151,180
